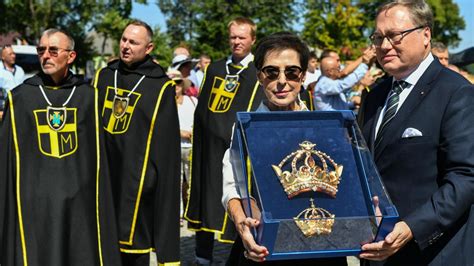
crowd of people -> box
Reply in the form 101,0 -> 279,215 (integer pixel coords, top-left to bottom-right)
0,0 -> 473,266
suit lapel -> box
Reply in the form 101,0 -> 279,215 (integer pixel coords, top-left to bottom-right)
374,60 -> 443,161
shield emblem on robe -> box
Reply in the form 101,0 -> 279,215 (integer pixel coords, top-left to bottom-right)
208,76 -> 240,113
113,95 -> 129,119
224,75 -> 240,92
47,106 -> 67,131
102,86 -> 141,134
34,108 -> 78,158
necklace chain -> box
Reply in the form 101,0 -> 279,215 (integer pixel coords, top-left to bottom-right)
225,62 -> 246,77
114,70 -> 146,97
39,85 -> 77,107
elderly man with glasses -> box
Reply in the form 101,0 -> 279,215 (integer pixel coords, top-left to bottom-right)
0,28 -> 121,266
358,1 -> 474,265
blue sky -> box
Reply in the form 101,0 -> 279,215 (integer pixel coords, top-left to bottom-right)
131,0 -> 473,53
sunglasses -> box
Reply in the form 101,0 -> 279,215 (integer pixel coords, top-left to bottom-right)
260,65 -> 303,81
36,46 -> 72,57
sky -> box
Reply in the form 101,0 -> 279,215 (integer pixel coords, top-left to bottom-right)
131,0 -> 473,53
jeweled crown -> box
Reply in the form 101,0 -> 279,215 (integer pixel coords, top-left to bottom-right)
294,198 -> 335,237
272,141 -> 342,199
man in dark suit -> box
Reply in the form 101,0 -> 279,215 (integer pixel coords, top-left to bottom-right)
358,1 -> 474,265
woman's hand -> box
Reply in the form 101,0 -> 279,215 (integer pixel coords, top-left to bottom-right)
237,216 -> 269,262
228,198 -> 269,262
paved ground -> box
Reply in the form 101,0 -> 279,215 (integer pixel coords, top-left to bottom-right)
175,224 -> 359,266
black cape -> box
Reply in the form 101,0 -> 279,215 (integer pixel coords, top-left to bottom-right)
94,57 -> 181,264
184,57 -> 265,242
0,72 -> 121,266
299,88 -> 315,111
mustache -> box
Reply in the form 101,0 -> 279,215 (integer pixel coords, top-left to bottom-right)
42,60 -> 54,66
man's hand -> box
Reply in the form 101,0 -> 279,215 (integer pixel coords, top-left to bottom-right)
359,221 -> 413,261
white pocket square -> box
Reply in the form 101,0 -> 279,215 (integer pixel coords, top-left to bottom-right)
402,127 -> 423,138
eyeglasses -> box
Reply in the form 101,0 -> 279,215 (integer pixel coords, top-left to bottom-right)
36,46 -> 72,57
260,65 -> 303,81
370,25 -> 425,47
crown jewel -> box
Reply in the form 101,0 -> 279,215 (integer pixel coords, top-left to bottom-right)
272,141 -> 343,199
294,198 -> 335,237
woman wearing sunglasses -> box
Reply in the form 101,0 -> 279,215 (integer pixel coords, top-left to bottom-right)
222,32 -> 347,266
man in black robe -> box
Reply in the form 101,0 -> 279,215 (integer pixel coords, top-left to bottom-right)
184,17 -> 265,264
94,20 -> 181,266
0,28 -> 121,266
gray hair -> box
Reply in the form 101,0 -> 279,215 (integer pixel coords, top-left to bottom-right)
376,0 -> 434,31
42,28 -> 75,50
431,42 -> 448,52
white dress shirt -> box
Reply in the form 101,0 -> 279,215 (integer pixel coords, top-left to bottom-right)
375,53 -> 434,138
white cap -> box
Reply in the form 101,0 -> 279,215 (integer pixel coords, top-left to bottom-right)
170,54 -> 192,71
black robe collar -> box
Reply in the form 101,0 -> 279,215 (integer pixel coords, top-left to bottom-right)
107,56 -> 167,78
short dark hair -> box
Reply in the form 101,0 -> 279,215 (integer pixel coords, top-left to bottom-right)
319,49 -> 338,61
254,32 -> 310,72
0,44 -> 12,55
126,20 -> 154,42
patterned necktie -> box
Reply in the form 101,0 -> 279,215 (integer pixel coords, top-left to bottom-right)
375,80 -> 409,149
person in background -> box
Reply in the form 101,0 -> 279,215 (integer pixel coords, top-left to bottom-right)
303,51 -> 321,89
0,45 -> 26,119
174,46 -> 191,58
313,47 -> 375,110
431,42 -> 449,67
168,69 -> 198,226
170,54 -> 199,97
0,44 -> 25,92
184,17 -> 265,265
189,54 -> 212,89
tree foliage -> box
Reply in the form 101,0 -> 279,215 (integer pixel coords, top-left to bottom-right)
302,0 -> 465,59
428,0 -> 465,47
1,0 -> 465,67
302,0 -> 367,59
0,0 -> 146,67
157,0 -> 297,60
151,26 -> 174,69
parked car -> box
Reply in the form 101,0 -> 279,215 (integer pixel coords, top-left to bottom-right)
12,45 -> 40,79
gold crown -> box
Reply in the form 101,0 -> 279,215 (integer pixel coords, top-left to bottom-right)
272,141 -> 343,199
294,198 -> 335,237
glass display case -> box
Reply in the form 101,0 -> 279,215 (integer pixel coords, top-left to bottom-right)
230,111 -> 399,260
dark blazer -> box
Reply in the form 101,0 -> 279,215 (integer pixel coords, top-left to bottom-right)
358,59 -> 474,265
